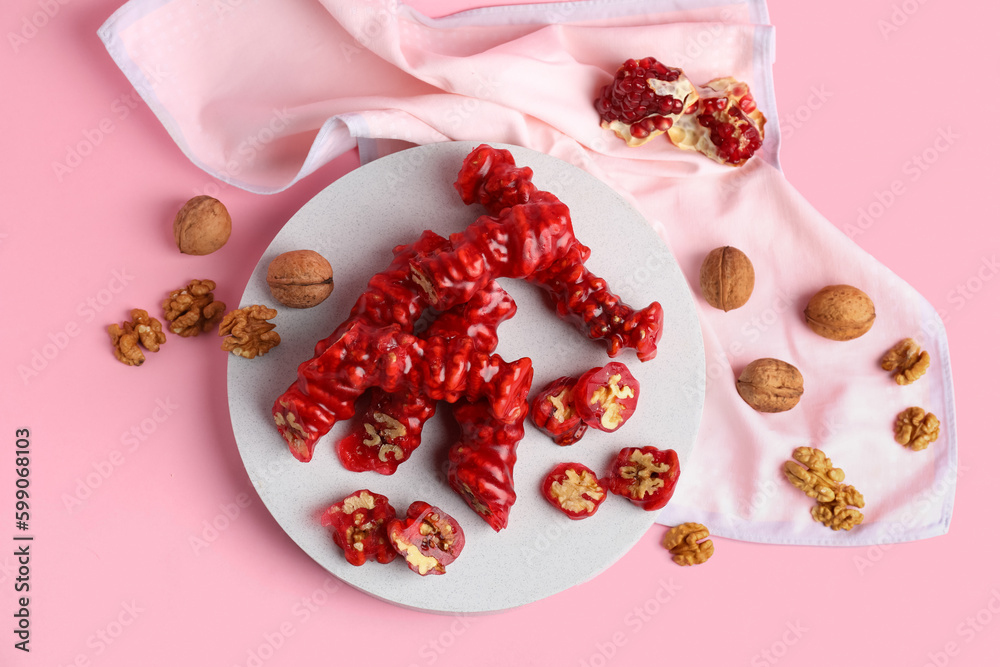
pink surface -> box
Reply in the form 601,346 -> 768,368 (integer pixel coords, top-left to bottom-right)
0,1 -> 996,666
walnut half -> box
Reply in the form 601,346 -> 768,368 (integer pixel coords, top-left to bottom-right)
662,523 -> 714,566
162,279 -> 226,337
784,446 -> 865,532
219,305 -> 280,359
895,407 -> 940,451
881,338 -> 930,385
107,309 -> 167,366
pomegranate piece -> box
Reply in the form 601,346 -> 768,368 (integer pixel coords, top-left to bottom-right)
667,78 -> 766,167
594,57 -> 698,147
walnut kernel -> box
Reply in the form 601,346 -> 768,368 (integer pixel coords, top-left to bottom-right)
662,523 -> 714,566
266,250 -> 334,308
108,309 -> 166,366
699,246 -> 755,311
804,284 -> 876,341
783,447 -> 845,503
784,446 -> 865,531
894,407 -> 940,451
162,279 -> 226,337
881,338 -> 930,385
219,305 -> 280,359
736,358 -> 804,413
173,196 -> 231,255
811,486 -> 865,531
549,468 -> 606,515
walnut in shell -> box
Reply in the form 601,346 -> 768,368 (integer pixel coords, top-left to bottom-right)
804,284 -> 875,341
736,358 -> 803,413
266,250 -> 334,308
173,196 -> 231,256
699,246 -> 754,311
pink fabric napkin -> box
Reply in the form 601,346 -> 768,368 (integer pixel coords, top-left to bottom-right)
99,0 -> 957,545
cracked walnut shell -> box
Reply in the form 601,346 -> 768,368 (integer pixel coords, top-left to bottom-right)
881,338 -> 930,385
108,309 -> 166,366
894,407 -> 940,451
736,358 -> 803,413
162,279 -> 226,337
699,246 -> 755,312
219,305 -> 280,359
662,523 -> 714,566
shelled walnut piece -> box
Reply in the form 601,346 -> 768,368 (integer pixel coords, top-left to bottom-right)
162,279 -> 226,336
662,523 -> 714,566
894,407 -> 940,451
783,447 -> 865,531
219,305 -> 280,359
108,309 -> 167,366
881,338 -> 930,385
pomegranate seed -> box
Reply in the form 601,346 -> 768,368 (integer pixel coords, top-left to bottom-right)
652,116 -> 673,130
596,57 -> 697,145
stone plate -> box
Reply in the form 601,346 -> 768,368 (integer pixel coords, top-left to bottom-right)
227,141 -> 704,613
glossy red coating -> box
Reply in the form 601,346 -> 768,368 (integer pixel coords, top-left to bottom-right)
530,376 -> 588,446
572,362 -> 640,433
320,490 -> 397,567
606,446 -> 680,511
386,501 -> 466,576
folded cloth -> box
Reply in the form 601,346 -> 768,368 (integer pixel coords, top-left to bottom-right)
100,0 -> 958,545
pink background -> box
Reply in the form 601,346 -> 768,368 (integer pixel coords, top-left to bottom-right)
2,0 -> 997,665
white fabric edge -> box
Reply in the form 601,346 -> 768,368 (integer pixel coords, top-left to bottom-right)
398,0 -> 748,27
753,24 -> 781,170
748,0 -> 769,24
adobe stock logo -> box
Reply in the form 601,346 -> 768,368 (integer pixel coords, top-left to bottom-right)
7,0 -> 72,54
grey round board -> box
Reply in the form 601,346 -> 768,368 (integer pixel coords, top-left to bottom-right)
227,141 -> 705,613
